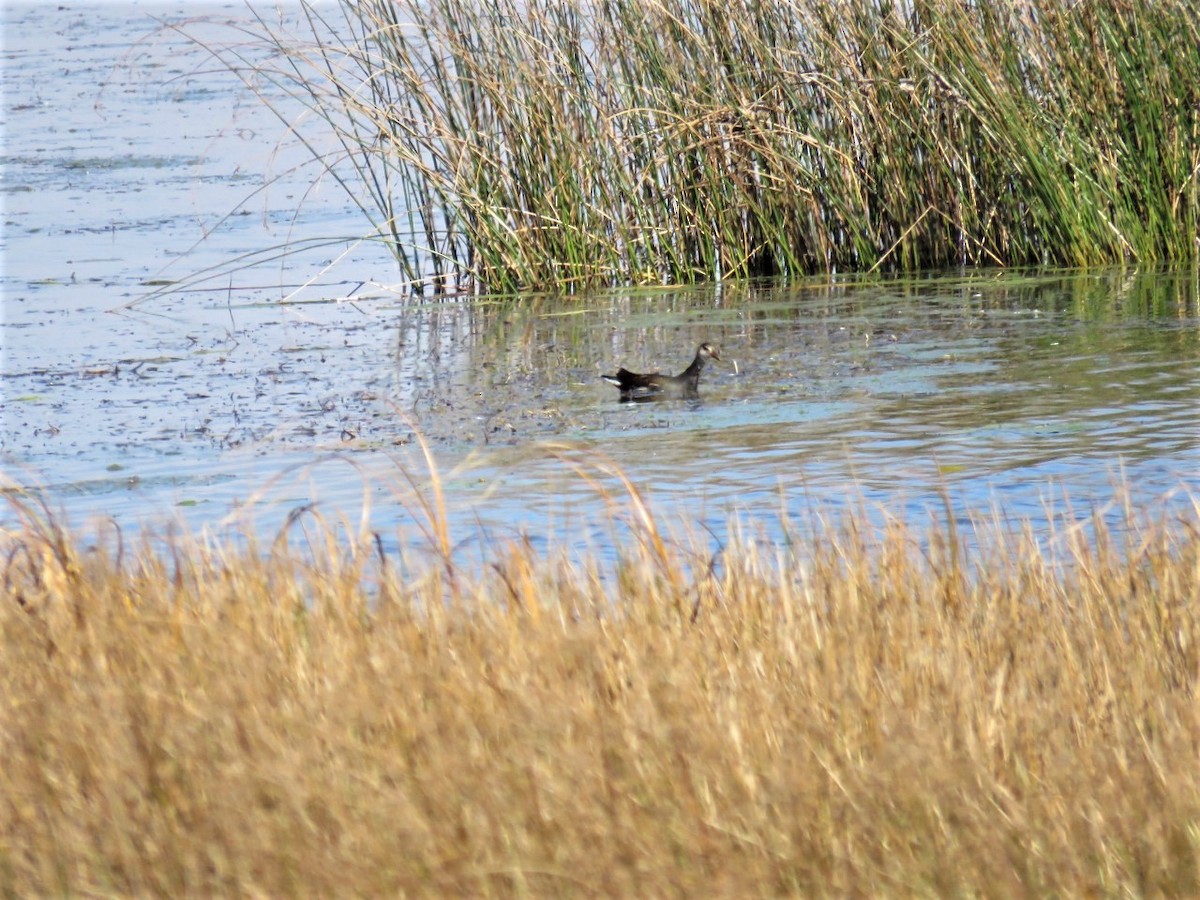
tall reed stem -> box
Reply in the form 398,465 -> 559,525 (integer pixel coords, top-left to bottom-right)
236,0 -> 1200,291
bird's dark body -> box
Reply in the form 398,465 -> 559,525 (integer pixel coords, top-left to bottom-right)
601,342 -> 720,402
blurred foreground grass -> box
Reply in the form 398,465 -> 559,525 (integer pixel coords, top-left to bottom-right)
3,483 -> 1199,896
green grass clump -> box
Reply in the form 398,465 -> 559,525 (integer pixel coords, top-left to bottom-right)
223,0 -> 1200,291
3,485 -> 1200,895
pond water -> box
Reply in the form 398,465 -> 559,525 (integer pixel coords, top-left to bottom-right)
4,2 -> 1199,564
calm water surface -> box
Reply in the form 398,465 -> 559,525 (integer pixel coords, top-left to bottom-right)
4,3 -> 1199,562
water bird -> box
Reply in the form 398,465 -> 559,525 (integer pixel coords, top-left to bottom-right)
601,342 -> 721,401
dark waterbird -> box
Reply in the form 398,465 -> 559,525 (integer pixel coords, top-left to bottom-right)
601,342 -> 721,402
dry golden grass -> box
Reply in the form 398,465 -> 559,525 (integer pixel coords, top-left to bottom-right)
3,485 -> 1199,896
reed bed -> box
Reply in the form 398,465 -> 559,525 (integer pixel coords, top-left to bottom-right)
3,484 -> 1200,896
223,0 -> 1200,292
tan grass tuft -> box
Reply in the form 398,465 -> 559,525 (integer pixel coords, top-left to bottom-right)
3,483 -> 1199,894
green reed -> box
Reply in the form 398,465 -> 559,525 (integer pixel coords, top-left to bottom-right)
237,0 -> 1200,291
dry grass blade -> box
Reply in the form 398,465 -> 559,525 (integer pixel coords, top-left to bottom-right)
3,480 -> 1199,895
